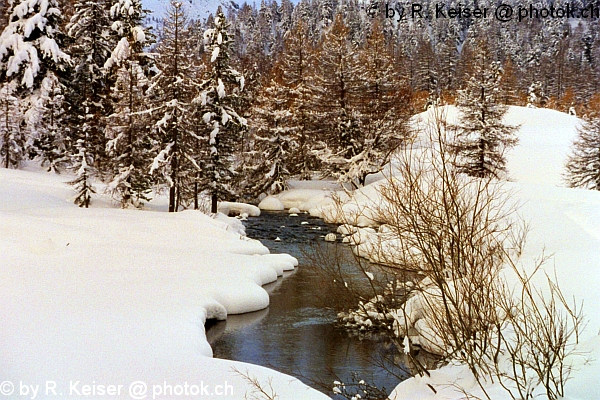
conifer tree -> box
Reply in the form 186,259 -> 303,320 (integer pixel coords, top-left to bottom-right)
310,14 -> 363,184
66,0 -> 114,174
105,56 -> 153,207
452,38 -> 518,178
0,0 -> 70,170
247,0 -> 275,75
149,0 -> 199,212
68,139 -> 96,207
527,81 -> 547,108
244,78 -> 294,197
0,0 -> 70,92
0,82 -> 24,168
196,8 -> 246,213
565,116 -> 600,190
30,74 -> 68,172
103,0 -> 155,207
278,20 -> 315,179
350,19 -> 409,186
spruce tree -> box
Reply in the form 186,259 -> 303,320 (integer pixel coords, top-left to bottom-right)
104,56 -> 153,207
103,0 -> 155,207
0,82 -> 23,168
0,0 -> 70,169
66,0 -> 114,175
565,116 -> 600,190
149,0 -> 199,212
452,38 -> 518,178
196,8 -> 246,213
0,0 -> 70,91
244,78 -> 294,197
68,139 -> 96,207
30,74 -> 68,172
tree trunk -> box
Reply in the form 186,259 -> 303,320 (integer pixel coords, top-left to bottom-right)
194,181 -> 199,210
169,186 -> 176,212
211,193 -> 218,214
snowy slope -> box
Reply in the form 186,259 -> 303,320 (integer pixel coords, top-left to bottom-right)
0,167 -> 327,399
391,107 -> 600,399
263,106 -> 600,399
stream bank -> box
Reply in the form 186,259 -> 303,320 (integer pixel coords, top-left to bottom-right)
207,211 -> 409,398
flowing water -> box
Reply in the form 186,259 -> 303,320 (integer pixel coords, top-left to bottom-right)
207,211 -> 410,398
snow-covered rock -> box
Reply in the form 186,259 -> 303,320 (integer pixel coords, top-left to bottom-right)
217,201 -> 260,217
258,196 -> 285,211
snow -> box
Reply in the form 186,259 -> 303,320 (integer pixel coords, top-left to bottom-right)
211,46 -> 220,63
270,106 -> 600,400
132,26 -> 146,43
104,37 -> 130,69
217,201 -> 260,217
3,104 -> 599,399
257,195 -> 284,211
388,108 -> 600,399
0,166 -> 327,399
217,78 -> 225,98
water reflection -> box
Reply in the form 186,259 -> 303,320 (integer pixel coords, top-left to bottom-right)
209,212 -> 410,398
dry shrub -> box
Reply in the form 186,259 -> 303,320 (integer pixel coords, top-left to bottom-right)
328,107 -> 584,399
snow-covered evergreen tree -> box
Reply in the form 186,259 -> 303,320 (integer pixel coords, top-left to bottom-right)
246,0 -> 275,75
149,0 -> 199,212
66,0 -> 114,174
105,55 -> 153,207
105,0 -> 153,70
29,74 -> 68,172
565,116 -> 600,190
0,82 -> 24,168
196,8 -> 246,213
244,79 -> 294,197
0,0 -> 70,170
309,14 -> 364,184
67,138 -> 96,207
0,0 -> 70,91
277,20 -> 315,179
349,19 -> 409,187
103,0 -> 155,207
452,38 -> 518,178
527,81 -> 547,108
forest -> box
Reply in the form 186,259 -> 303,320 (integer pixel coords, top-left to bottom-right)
1,0 -> 600,213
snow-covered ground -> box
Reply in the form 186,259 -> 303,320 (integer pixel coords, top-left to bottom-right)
262,106 -> 600,399
387,107 -> 600,399
3,105 -> 600,400
0,167 -> 328,399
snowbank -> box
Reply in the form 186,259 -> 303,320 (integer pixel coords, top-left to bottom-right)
258,180 -> 349,217
388,107 -> 600,399
218,200 -> 261,217
257,195 -> 284,211
0,167 -> 327,399
272,106 -> 600,399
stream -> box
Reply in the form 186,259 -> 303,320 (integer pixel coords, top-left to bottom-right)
206,211 -> 411,398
